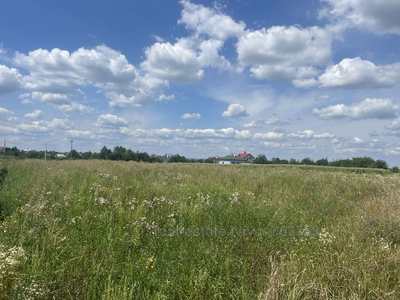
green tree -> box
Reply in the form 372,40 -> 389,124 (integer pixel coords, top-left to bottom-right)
254,154 -> 268,164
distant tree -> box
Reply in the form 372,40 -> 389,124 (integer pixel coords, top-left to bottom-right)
271,157 -> 281,164
68,150 -> 81,159
352,157 -> 375,168
392,167 -> 399,173
375,160 -> 388,169
150,155 -> 163,163
168,154 -> 188,163
81,151 -> 93,160
137,152 -> 151,162
301,158 -> 314,165
289,159 -> 298,165
316,158 -> 329,166
99,146 -> 112,160
111,146 -> 127,161
254,154 -> 269,164
205,157 -> 215,164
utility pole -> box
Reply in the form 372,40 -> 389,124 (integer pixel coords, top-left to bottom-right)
44,144 -> 47,161
69,139 -> 74,159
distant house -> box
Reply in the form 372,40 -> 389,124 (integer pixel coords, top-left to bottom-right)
236,151 -> 255,161
56,153 -> 67,159
218,160 -> 233,165
216,151 -> 255,165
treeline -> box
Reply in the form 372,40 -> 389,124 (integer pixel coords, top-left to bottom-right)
1,146 -> 397,172
0,146 -> 206,163
253,155 -> 395,171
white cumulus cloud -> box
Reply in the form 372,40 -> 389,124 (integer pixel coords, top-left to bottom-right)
0,65 -> 22,94
182,112 -> 201,120
222,103 -> 248,118
97,114 -> 128,128
319,57 -> 400,88
24,109 -> 43,119
322,0 -> 400,35
179,0 -> 245,40
314,98 -> 398,120
237,26 -> 332,84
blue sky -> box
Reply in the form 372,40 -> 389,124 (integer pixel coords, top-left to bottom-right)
1,0 -> 400,164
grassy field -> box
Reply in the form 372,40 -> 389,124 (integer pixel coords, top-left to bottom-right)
0,160 -> 400,299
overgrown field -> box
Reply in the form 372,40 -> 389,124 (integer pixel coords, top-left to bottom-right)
1,160 -> 400,299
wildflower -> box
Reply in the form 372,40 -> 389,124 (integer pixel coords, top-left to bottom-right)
0,245 -> 26,278
196,192 -> 211,205
230,192 -> 240,204
146,256 -> 155,270
127,198 -> 136,211
376,237 -> 391,251
95,196 -> 109,205
18,280 -> 48,299
318,228 -> 335,245
247,191 -> 256,200
296,225 -> 312,243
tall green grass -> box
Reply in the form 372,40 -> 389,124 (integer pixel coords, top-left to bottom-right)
0,160 -> 399,299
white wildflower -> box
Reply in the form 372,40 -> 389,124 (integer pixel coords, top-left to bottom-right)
95,196 -> 109,205
0,245 -> 26,278
377,237 -> 391,251
230,192 -> 240,204
318,228 -> 335,245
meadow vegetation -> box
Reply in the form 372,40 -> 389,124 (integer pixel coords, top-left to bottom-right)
0,160 -> 400,299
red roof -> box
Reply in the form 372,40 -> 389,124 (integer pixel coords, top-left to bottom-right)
236,151 -> 254,159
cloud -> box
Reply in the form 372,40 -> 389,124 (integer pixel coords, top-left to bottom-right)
252,129 -> 334,142
288,129 -> 335,139
0,107 -> 13,114
157,94 -> 175,102
179,0 -> 245,40
58,102 -> 92,113
387,119 -> 400,131
142,1 -> 240,84
14,45 -> 164,107
322,0 -> 400,34
31,91 -> 70,105
237,26 -> 332,83
24,109 -> 43,119
46,118 -> 71,130
141,40 -> 204,82
222,103 -> 248,118
314,98 -> 398,120
197,39 -> 231,69
319,57 -> 400,88
18,121 -> 48,133
254,131 -> 285,141
0,64 -> 22,94
97,114 -> 128,128
106,73 -> 165,107
121,127 -> 252,140
15,45 -> 137,91
66,129 -> 94,139
0,125 -> 19,134
181,112 -> 201,120
385,119 -> 400,137
119,127 -> 335,148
